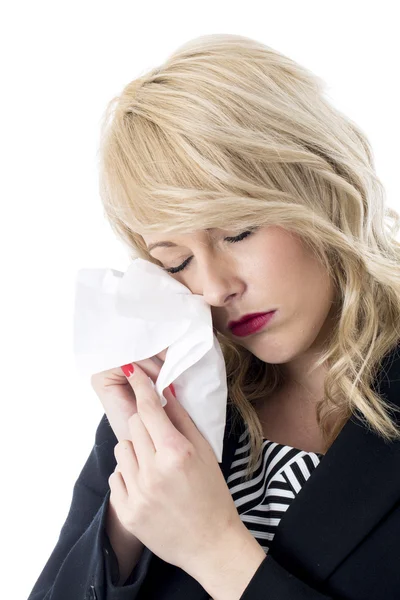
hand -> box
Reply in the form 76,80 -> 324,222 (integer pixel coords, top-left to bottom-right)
90,349 -> 171,443
108,361 -> 248,580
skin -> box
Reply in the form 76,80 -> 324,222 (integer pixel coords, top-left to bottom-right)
143,225 -> 339,446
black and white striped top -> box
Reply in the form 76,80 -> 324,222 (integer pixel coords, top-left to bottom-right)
206,425 -> 324,597
227,423 -> 324,555
206,425 -> 325,598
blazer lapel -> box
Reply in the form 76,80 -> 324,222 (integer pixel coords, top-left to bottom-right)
268,342 -> 400,589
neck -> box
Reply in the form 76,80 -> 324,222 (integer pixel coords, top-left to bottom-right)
280,353 -> 328,403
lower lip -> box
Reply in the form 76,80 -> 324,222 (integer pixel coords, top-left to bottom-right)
230,311 -> 277,337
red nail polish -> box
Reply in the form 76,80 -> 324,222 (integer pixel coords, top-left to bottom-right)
169,383 -> 176,397
121,364 -> 134,377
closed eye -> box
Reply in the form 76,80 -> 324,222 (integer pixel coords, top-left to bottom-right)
163,228 -> 257,274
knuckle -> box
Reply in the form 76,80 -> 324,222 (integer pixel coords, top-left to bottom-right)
166,443 -> 194,469
163,434 -> 193,454
114,440 -> 130,458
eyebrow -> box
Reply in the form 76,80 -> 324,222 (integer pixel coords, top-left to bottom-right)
147,228 -> 214,252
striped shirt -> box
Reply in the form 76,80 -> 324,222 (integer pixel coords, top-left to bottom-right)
206,424 -> 324,598
227,424 -> 324,554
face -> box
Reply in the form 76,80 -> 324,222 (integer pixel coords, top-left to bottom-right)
142,225 -> 338,366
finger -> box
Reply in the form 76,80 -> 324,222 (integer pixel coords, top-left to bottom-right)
123,362 -> 183,452
128,412 -> 156,471
154,348 -> 168,362
114,436 -> 140,488
120,356 -> 162,381
147,380 -> 209,458
161,387 -> 207,455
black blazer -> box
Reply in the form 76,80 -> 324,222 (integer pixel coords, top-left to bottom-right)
27,342 -> 400,600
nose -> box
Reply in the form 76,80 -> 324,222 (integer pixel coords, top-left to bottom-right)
193,254 -> 243,308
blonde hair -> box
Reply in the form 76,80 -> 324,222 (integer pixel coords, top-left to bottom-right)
97,33 -> 400,481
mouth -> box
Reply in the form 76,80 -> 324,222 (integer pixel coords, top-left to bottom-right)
229,311 -> 277,337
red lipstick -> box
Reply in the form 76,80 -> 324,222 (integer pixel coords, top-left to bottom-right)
229,311 -> 276,337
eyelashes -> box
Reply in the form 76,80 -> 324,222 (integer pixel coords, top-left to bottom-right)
163,228 -> 256,274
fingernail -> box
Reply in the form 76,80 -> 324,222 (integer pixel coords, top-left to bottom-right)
121,364 -> 134,377
169,383 -> 176,397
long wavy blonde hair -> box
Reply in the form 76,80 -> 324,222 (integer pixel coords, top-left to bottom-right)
97,33 -> 400,481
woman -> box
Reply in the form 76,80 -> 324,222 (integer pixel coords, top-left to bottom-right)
27,34 -> 400,599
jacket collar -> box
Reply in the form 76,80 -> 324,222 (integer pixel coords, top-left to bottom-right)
144,342 -> 400,598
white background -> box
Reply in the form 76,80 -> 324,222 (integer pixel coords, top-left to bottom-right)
1,2 -> 399,598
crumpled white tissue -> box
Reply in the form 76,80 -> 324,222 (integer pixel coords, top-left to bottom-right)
72,258 -> 228,462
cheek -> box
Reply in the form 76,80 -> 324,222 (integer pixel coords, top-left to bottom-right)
244,250 -> 295,295
251,246 -> 327,313
288,263 -> 335,328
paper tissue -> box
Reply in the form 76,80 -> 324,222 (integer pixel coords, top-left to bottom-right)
72,258 -> 228,462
